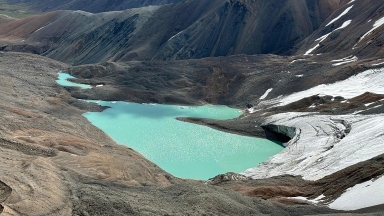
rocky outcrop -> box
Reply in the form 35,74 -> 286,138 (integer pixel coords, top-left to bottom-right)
0,180 -> 11,214
207,172 -> 251,184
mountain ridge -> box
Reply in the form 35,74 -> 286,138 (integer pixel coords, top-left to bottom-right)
0,0 -> 342,64
6,0 -> 184,12
1,0 -> 384,214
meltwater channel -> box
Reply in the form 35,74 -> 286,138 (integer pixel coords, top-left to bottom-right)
57,72 -> 283,180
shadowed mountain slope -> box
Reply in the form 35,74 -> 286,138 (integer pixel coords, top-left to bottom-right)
296,0 -> 384,60
0,0 -> 341,64
6,0 -> 184,13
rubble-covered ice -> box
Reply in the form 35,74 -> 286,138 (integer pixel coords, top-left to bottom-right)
242,113 -> 384,181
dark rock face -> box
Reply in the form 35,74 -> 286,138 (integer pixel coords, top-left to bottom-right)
297,0 -> 384,58
6,0 -> 184,12
0,0 -> 341,64
134,0 -> 342,60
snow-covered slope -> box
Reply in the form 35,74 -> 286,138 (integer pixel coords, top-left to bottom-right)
329,175 -> 384,210
242,112 -> 384,181
277,67 -> 384,106
242,67 -> 384,210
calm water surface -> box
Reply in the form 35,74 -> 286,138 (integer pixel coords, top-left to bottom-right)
57,72 -> 283,180
56,72 -> 92,89
83,101 -> 283,180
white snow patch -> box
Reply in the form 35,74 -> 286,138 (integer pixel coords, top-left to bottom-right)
331,55 -> 358,66
335,19 -> 352,30
354,104 -> 382,114
288,197 -> 311,203
329,176 -> 384,210
35,26 -> 45,32
276,67 -> 384,106
295,74 -> 304,78
34,24 -> 51,33
348,0 -> 355,4
372,61 -> 384,66
352,110 -> 363,115
305,44 -> 320,55
290,59 -> 305,64
167,31 -> 183,42
331,55 -> 355,62
288,194 -> 325,204
96,84 -> 104,87
365,102 -> 375,107
260,88 -> 273,100
0,14 -> 13,19
247,108 -> 260,114
326,5 -> 353,26
358,16 -> 384,43
313,194 -> 325,202
305,20 -> 351,55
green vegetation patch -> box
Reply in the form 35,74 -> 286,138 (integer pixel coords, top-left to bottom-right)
0,0 -> 36,19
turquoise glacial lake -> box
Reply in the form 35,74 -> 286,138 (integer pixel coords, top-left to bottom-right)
56,72 -> 92,89
57,73 -> 283,180
83,101 -> 283,180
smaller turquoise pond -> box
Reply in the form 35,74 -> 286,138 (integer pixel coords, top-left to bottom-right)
56,72 -> 92,89
56,73 -> 283,180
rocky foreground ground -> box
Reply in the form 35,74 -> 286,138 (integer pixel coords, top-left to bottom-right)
1,51 -> 384,215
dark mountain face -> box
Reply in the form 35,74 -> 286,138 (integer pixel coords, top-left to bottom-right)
0,0 -> 341,64
147,0 -> 341,60
306,0 -> 341,24
297,0 -> 384,59
6,0 -> 184,12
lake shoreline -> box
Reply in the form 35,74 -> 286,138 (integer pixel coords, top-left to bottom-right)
79,100 -> 283,180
